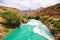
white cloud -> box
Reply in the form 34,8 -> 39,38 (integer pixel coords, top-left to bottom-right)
0,0 -> 60,10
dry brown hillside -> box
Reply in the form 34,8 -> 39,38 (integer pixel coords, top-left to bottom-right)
22,3 -> 60,19
35,3 -> 60,18
0,6 -> 23,16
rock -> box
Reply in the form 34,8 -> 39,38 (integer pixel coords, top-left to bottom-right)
22,18 -> 28,23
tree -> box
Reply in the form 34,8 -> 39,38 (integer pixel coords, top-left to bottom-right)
1,11 -> 21,28
28,16 -> 34,19
53,20 -> 60,33
35,16 -> 40,20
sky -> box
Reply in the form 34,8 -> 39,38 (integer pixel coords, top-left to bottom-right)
0,0 -> 60,10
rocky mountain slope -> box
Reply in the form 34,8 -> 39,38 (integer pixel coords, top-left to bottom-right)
22,3 -> 60,19
0,6 -> 23,16
35,3 -> 60,18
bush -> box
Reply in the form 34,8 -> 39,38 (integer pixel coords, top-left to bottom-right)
28,16 -> 34,19
34,16 -> 40,20
1,11 -> 21,28
53,20 -> 60,33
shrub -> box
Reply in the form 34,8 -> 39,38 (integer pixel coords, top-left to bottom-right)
53,20 -> 60,33
1,11 -> 21,28
34,16 -> 40,20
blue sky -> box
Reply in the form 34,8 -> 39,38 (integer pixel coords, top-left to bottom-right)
0,0 -> 60,10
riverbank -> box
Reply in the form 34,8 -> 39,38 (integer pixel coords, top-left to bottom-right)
0,24 -> 15,40
0,16 -> 60,40
39,16 -> 60,40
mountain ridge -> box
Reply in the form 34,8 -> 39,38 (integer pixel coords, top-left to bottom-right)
0,6 -> 23,16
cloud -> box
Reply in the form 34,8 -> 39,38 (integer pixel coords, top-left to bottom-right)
0,0 -> 60,10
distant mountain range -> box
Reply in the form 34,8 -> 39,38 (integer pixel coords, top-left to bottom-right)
36,3 -> 60,15
35,3 -> 60,18
22,3 -> 60,17
21,7 -> 44,16
0,3 -> 60,18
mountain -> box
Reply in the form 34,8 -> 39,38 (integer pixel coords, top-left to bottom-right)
34,3 -> 60,18
0,6 -> 23,23
0,6 -> 23,16
0,3 -> 60,18
39,3 -> 60,14
21,3 -> 60,18
22,7 -> 44,16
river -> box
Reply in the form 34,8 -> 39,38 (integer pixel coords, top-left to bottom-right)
4,19 -> 54,40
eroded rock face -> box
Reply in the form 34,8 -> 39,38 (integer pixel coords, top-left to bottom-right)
22,18 -> 28,23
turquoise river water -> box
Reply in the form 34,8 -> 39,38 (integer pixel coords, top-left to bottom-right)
4,19 -> 54,40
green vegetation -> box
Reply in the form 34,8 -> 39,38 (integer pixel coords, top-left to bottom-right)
40,16 -> 60,34
23,15 -> 60,35
23,15 -> 60,40
0,7 -> 23,40
53,20 -> 60,33
0,11 -> 22,28
0,3 -> 60,40
39,16 -> 60,40
33,4 -> 60,38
